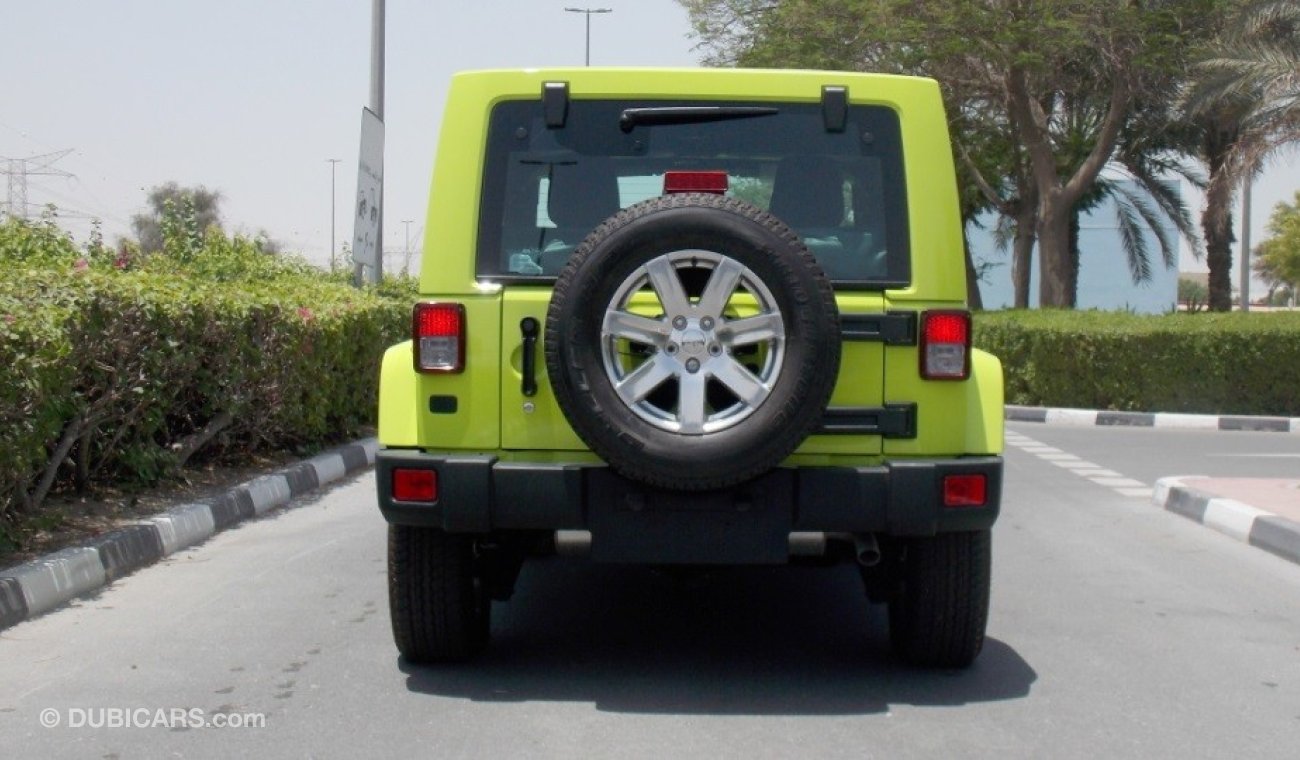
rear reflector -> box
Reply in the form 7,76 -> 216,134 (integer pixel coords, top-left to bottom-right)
943,474 -> 987,508
393,468 -> 437,502
664,170 -> 729,195
413,302 -> 465,373
920,310 -> 971,380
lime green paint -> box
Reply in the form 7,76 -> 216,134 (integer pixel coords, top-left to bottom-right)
500,287 -> 586,450
420,68 -> 966,302
385,67 -> 997,463
377,297 -> 502,449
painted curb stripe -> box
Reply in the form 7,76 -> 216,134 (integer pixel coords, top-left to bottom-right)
1156,482 -> 1300,568
340,444 -> 369,472
1010,407 -> 1300,433
1203,499 -> 1270,543
281,463 -> 321,497
0,437 -> 377,633
1249,516 -> 1300,565
86,525 -> 165,582
1096,411 -> 1155,427
5,547 -> 107,616
0,577 -> 28,629
1153,413 -> 1219,431
1044,408 -> 1098,426
309,453 -> 348,485
208,488 -> 257,530
1164,488 -> 1210,522
1005,406 -> 1047,423
1219,416 -> 1291,433
146,503 -> 216,556
246,474 -> 292,516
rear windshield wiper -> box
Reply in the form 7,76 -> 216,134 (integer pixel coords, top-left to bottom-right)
619,106 -> 779,133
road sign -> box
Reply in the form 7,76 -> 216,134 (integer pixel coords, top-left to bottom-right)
352,107 -> 384,268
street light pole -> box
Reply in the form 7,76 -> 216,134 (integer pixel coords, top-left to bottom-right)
564,7 -> 613,66
357,0 -> 385,287
327,158 -> 340,272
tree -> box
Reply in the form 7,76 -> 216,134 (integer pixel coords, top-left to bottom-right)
130,183 -> 222,253
681,0 -> 1218,308
1183,0 -> 1300,310
1253,190 -> 1300,299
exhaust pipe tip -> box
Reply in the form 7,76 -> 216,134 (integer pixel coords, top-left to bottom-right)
554,530 -> 592,556
853,534 -> 882,567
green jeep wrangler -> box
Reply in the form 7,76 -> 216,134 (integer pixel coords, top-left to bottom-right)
376,68 -> 1004,668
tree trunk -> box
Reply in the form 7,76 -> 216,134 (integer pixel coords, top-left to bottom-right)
1202,144 -> 1237,312
1006,66 -> 1129,310
1037,193 -> 1074,307
1012,190 -> 1038,309
1068,208 -> 1081,308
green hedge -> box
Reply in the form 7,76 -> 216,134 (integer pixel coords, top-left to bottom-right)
975,310 -> 1300,416
0,218 -> 412,523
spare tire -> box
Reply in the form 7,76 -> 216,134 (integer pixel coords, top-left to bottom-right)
545,193 -> 840,491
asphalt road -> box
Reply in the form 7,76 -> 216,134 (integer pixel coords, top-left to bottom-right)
2,423 -> 1298,759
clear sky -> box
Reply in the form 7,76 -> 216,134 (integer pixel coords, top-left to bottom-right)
2,1 -> 1296,291
1,1 -> 699,271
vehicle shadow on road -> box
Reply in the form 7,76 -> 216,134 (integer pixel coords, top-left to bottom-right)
400,557 -> 1036,715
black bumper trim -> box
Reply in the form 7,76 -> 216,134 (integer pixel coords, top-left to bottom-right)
377,452 -> 1002,543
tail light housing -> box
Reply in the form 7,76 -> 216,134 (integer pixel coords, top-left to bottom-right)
943,474 -> 987,508
920,310 -> 971,380
392,468 -> 437,502
413,302 -> 465,373
664,170 -> 729,195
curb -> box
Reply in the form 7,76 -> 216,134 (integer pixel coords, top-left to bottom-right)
0,438 -> 378,633
1153,477 -> 1300,567
1007,405 -> 1300,434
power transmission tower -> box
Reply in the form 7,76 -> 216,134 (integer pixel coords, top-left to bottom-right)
2,149 -> 75,220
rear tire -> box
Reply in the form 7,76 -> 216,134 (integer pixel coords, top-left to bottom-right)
887,530 -> 990,668
388,525 -> 490,663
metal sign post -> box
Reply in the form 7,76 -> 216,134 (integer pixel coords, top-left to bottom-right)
351,107 -> 384,282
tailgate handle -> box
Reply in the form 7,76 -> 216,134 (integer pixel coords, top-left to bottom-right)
520,317 -> 539,397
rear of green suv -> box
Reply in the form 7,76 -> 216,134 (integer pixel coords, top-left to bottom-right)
377,68 -> 1004,668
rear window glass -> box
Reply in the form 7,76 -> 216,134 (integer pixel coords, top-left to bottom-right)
476,99 -> 910,288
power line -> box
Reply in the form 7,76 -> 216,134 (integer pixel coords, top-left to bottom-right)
2,149 -> 75,220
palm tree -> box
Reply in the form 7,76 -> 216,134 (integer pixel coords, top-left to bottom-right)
1183,0 -> 1300,310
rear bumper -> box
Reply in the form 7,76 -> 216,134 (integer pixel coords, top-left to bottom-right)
377,451 -> 1001,560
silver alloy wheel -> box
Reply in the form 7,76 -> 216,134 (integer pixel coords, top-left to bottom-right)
600,249 -> 786,435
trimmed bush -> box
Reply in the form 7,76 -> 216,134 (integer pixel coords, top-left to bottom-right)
0,217 -> 412,522
975,310 -> 1300,416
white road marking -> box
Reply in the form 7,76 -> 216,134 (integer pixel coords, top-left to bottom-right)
1067,468 -> 1124,478
1007,424 -> 1150,500
1206,453 -> 1300,459
1053,460 -> 1102,470
1090,477 -> 1148,488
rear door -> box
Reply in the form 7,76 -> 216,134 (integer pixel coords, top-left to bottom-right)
480,96 -> 908,455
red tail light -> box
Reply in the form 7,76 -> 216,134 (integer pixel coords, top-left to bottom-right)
943,474 -> 986,508
664,170 -> 729,195
413,302 -> 465,373
393,468 -> 437,502
920,310 -> 971,380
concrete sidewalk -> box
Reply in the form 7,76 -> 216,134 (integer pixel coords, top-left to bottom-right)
1154,476 -> 1300,567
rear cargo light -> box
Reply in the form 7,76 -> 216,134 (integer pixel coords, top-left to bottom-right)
664,170 -> 728,195
413,302 -> 465,373
943,474 -> 987,508
920,310 -> 971,380
393,468 -> 438,502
